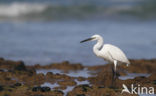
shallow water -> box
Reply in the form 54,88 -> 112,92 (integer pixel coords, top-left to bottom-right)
62,86 -> 75,96
41,79 -> 90,96
62,79 -> 90,96
36,68 -> 93,78
37,69 -> 63,75
75,79 -> 90,85
41,82 -> 59,89
119,73 -> 150,80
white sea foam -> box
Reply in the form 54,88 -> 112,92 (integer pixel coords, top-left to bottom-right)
0,2 -> 136,18
0,3 -> 47,17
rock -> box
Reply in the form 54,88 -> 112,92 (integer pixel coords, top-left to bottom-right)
0,58 -> 156,96
53,90 -> 64,95
76,94 -> 85,96
33,61 -> 84,72
14,82 -> 22,87
0,85 -> 3,91
58,80 -> 76,86
88,69 -> 115,88
41,86 -> 51,92
0,69 -> 4,72
153,80 -> 156,85
32,86 -> 42,92
46,72 -> 53,76
32,86 -> 51,92
77,77 -> 86,81
0,57 -> 4,61
75,84 -> 92,92
34,95 -> 44,96
14,61 -> 26,71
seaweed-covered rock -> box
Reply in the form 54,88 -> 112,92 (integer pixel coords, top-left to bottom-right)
41,87 -> 51,92
14,82 -> 22,87
32,86 -> 51,92
76,94 -> 85,96
53,90 -> 64,95
32,86 -> 42,92
75,84 -> 92,92
14,61 -> 26,71
0,85 -> 3,91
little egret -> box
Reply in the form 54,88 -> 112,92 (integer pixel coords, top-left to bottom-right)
80,34 -> 130,73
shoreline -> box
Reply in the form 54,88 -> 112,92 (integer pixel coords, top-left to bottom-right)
0,57 -> 156,96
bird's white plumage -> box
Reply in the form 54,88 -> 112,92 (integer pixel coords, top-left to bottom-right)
100,44 -> 130,64
81,34 -> 130,71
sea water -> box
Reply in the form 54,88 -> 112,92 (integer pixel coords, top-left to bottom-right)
0,0 -> 156,66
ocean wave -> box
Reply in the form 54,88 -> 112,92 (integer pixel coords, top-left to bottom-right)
0,1 -> 155,21
0,3 -> 47,17
0,2 -> 133,20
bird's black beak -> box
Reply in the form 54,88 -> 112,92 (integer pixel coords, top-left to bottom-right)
80,38 -> 94,43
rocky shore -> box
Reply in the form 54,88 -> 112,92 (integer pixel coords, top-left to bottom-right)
0,58 -> 156,96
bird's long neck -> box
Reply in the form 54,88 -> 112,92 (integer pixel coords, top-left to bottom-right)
93,37 -> 103,57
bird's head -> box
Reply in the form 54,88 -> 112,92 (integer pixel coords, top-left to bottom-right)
80,34 -> 101,43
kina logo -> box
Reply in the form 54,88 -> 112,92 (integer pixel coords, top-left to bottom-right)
121,84 -> 155,95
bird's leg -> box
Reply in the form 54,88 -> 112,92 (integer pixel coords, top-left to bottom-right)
114,60 -> 117,78
114,60 -> 117,72
110,60 -> 118,88
111,64 -> 115,78
111,64 -> 116,88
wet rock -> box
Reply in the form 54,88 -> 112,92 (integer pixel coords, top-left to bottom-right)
0,57 -> 4,61
0,69 -> 6,72
88,69 -> 115,88
32,86 -> 42,92
3,94 -> 9,96
76,94 -> 85,96
81,84 -> 92,92
33,61 -> 84,72
23,73 -> 45,86
41,86 -> 51,92
0,58 -> 156,96
68,85 -> 117,96
53,90 -> 64,95
54,86 -> 67,90
75,84 -> 92,92
14,82 -> 22,87
98,86 -> 105,88
125,59 -> 156,73
33,95 -> 44,96
149,73 -> 156,80
0,85 -> 3,91
77,77 -> 86,81
14,61 -> 26,71
0,59 -> 29,72
5,77 -> 11,81
46,73 -> 73,83
58,80 -> 76,86
32,86 -> 51,92
153,80 -> 156,85
46,72 -> 53,76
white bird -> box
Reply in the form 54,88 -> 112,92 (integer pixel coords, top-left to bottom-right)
80,34 -> 130,72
